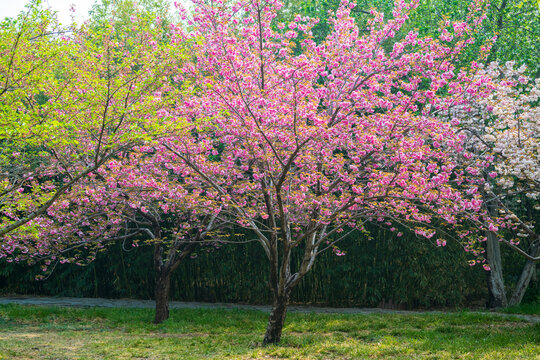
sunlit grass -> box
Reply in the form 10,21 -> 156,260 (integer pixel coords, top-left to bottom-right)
0,304 -> 538,359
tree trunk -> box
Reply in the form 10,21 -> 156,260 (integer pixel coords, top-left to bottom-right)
509,242 -> 539,306
262,292 -> 290,345
154,269 -> 171,324
486,231 -> 508,308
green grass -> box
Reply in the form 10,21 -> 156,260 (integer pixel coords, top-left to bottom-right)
502,303 -> 540,315
0,305 -> 538,359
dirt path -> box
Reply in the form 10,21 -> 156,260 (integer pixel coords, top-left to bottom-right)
1,295 -> 538,323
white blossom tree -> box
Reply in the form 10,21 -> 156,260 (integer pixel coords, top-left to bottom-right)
452,62 -> 539,306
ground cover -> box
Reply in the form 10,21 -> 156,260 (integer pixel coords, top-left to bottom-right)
501,303 -> 540,316
0,305 -> 538,359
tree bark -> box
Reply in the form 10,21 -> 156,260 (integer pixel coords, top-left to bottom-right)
509,242 -> 539,306
154,269 -> 171,324
486,231 -> 508,308
263,292 -> 290,345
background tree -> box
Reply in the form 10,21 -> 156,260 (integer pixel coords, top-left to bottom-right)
451,61 -> 539,307
0,1 -> 75,237
0,2 -> 177,239
7,146 -> 224,324
483,0 -> 539,75
276,0 -> 539,74
88,0 -> 176,36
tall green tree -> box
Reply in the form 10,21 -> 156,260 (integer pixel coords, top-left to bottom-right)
0,1 -> 179,239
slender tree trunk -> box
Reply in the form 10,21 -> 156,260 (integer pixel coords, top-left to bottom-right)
486,231 -> 508,308
263,292 -> 290,345
154,269 -> 171,324
509,242 -> 539,306
144,216 -> 202,325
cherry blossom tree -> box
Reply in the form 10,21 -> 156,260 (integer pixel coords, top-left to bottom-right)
87,147 -> 225,324
164,0 -> 495,344
450,62 -> 539,307
2,145 -> 224,323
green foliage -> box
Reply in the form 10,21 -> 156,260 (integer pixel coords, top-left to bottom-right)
485,0 -> 540,73
0,0 -> 189,239
276,0 -> 539,73
89,0 -> 173,25
88,0 -> 176,44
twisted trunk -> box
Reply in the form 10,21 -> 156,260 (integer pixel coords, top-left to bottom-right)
152,242 -> 195,324
142,213 -> 210,325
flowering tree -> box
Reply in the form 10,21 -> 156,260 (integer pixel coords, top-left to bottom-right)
1,2 -> 227,324
451,62 -> 539,306
91,147 -> 224,324
164,0 -> 496,344
3,145 -> 224,323
0,3 -> 176,238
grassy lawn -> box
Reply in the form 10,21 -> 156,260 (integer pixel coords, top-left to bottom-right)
501,303 -> 540,315
0,305 -> 538,359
